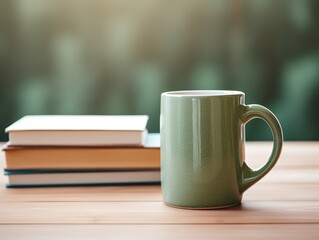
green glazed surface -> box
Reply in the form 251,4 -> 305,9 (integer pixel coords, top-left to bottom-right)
160,90 -> 283,209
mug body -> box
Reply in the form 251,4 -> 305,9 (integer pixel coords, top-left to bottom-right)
160,90 -> 245,209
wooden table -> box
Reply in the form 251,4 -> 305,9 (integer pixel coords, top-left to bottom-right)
0,142 -> 318,239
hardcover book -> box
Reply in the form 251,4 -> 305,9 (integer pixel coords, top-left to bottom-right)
5,168 -> 160,187
5,115 -> 149,146
3,134 -> 160,170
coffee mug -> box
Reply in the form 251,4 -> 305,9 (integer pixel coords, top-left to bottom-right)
160,90 -> 283,209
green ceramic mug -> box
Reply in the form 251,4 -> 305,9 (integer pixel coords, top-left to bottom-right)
160,90 -> 283,209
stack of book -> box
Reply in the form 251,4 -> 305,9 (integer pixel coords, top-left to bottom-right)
2,115 -> 160,187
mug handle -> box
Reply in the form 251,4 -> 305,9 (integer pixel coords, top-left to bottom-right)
239,104 -> 283,193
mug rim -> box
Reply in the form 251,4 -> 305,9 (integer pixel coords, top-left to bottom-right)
162,90 -> 244,97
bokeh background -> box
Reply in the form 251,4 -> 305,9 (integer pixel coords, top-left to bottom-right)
0,0 -> 319,141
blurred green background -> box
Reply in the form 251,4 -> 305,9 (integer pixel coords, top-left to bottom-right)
0,0 -> 319,141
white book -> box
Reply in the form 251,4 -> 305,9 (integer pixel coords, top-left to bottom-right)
5,169 -> 160,187
5,115 -> 149,146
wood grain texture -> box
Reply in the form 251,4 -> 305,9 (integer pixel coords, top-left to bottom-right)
0,201 -> 318,224
0,182 -> 318,202
0,225 -> 317,240
245,142 -> 319,168
0,142 -> 318,239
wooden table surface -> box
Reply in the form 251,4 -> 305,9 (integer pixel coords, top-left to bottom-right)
0,142 -> 318,239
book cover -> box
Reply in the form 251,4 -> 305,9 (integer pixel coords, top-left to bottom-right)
3,134 -> 160,170
5,168 -> 161,187
5,115 -> 149,146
